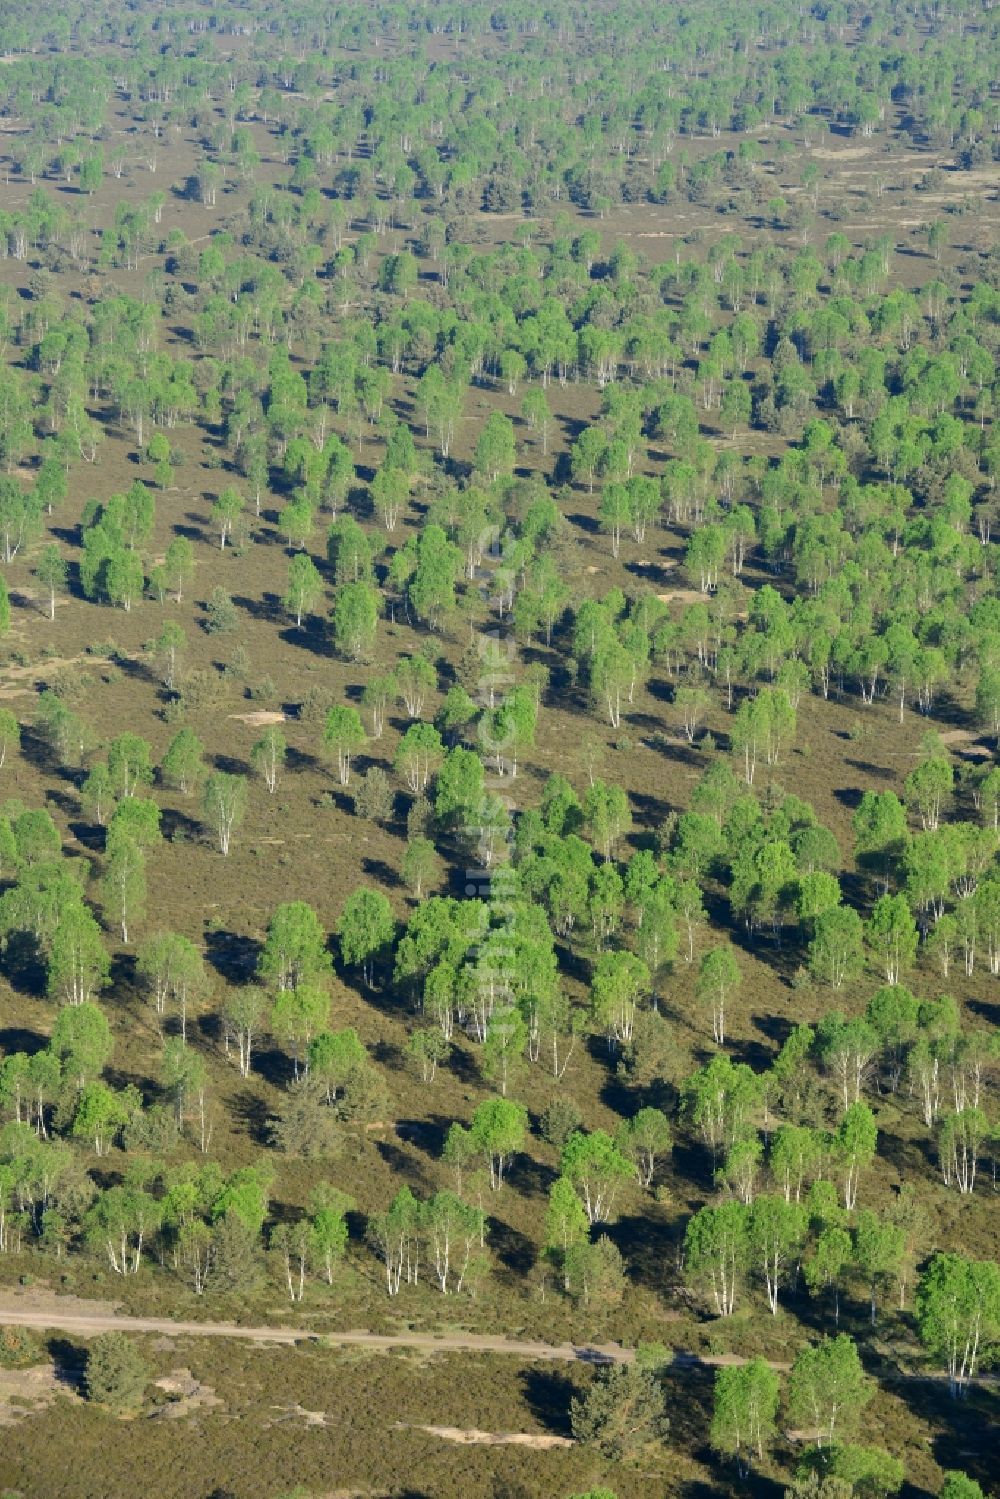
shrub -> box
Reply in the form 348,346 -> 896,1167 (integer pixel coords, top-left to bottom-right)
84,1331 -> 150,1411
540,1096 -> 584,1150
570,1363 -> 668,1459
204,587 -> 238,634
353,767 -> 394,824
0,1326 -> 42,1369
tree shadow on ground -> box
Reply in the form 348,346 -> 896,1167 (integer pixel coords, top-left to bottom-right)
509,1152 -> 558,1200
375,1137 -> 434,1190
46,1337 -> 85,1391
488,1214 -> 536,1278
362,856 -> 402,888
394,1113 -> 453,1159
68,819 -> 105,852
0,1024 -> 47,1055
519,1366 -> 579,1437
227,1085 -> 273,1146
204,929 -> 260,984
160,807 -> 203,842
602,1209 -> 678,1293
252,1044 -> 294,1091
2,931 -> 48,997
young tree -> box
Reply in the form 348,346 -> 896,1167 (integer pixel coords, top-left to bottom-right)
435,746 -> 486,827
368,1185 -> 423,1297
749,1193 -> 806,1315
599,483 -> 630,559
271,1220 -> 311,1302
281,497 -> 314,551
938,1108 -> 989,1195
284,553 -> 322,627
101,835 -> 146,943
583,780 -> 633,861
564,1234 -> 627,1306
695,946 -> 740,1045
362,674 -> 394,740
401,836 -> 440,899
474,412 -> 516,483
72,1081 -> 128,1155
617,1107 -> 671,1189
309,1183 -> 353,1285
154,621 -> 186,691
394,654 -> 436,718
323,704 -> 365,785
522,387 -> 553,453
425,1190 -> 484,1294
271,984 -> 330,1079
333,581 -> 379,660
164,537 -> 194,602
469,1097 -> 528,1188
711,1359 -> 780,1478
109,796 -> 162,852
407,1027 -> 450,1084
939,1475 -> 986,1499
809,905 -> 864,989
916,1253 -> 1000,1396
372,466 -> 409,531
787,1335 -> 872,1448
590,949 -> 650,1046
560,1130 -> 633,1224
161,728 -> 205,796
864,894 -> 918,985
106,550 -> 144,612
804,1224 -> 853,1327
107,734 -> 154,799
250,726 -> 286,795
211,486 -> 244,549
258,901 -> 331,991
482,1005 -> 528,1096
816,1015 -> 879,1111
683,1054 -> 763,1161
338,887 -> 394,986
202,772 -> 247,855
222,985 -> 266,1078
33,545 -> 67,620
394,722 -> 444,794
836,1102 -> 877,1209
47,903 -> 110,1008
854,1210 -> 904,1326
684,1199 -> 750,1317
769,1125 -> 823,1203
136,932 -> 207,1041
0,708 -> 19,770
51,1001 -> 112,1087
674,684 -> 711,744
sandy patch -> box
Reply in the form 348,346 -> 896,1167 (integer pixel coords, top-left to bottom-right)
0,1285 -> 121,1321
151,1368 -> 223,1419
936,728 -> 992,758
0,1362 -> 76,1426
407,1424 -> 573,1448
809,145 -> 877,161
227,710 -> 287,726
657,588 -> 707,606
269,1401 -> 328,1427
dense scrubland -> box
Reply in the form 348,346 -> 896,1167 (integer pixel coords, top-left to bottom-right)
0,0 -> 997,1495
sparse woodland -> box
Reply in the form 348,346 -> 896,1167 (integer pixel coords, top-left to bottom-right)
0,1 -> 997,1495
